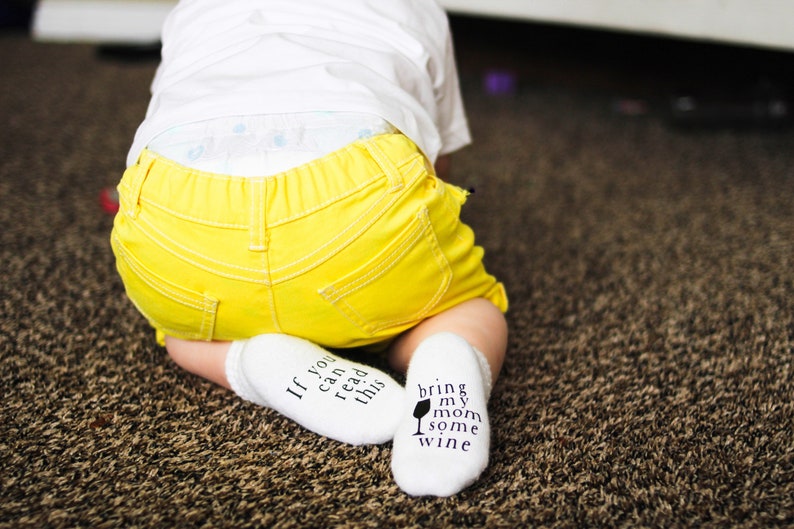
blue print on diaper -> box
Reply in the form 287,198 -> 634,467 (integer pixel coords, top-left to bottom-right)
232,123 -> 246,134
187,145 -> 205,161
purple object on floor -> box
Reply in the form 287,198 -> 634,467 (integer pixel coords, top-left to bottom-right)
484,70 -> 518,96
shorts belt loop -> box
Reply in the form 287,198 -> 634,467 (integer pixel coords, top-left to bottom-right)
127,151 -> 156,219
249,178 -> 268,252
363,138 -> 404,193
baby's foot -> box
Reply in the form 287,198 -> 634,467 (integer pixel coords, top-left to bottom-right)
391,333 -> 492,496
226,334 -> 404,445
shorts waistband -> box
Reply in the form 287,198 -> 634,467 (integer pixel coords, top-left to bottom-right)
119,133 -> 427,231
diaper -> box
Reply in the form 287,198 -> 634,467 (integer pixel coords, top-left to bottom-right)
147,111 -> 397,176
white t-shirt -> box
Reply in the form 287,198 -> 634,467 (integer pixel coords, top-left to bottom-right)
127,0 -> 471,169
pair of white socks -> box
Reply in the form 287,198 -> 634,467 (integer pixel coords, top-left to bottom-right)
225,332 -> 492,496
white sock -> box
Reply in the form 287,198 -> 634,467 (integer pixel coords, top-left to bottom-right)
225,333 -> 405,445
391,332 -> 493,497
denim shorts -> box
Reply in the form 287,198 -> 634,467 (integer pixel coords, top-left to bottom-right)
111,133 -> 507,348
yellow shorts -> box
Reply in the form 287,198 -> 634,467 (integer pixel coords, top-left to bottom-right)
111,134 -> 507,348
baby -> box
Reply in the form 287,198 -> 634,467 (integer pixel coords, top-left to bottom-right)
111,0 -> 508,497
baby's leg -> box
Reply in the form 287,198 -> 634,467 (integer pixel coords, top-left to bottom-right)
388,297 -> 508,497
387,297 -> 508,382
165,338 -> 233,389
165,335 -> 404,445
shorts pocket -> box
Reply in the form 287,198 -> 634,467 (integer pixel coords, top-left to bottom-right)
319,207 -> 451,336
111,233 -> 219,341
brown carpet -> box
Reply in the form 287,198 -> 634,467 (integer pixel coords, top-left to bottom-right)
2,17 -> 793,528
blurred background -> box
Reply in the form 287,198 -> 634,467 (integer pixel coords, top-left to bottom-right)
9,0 -> 793,130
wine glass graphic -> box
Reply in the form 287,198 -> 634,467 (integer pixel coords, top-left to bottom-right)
412,399 -> 431,436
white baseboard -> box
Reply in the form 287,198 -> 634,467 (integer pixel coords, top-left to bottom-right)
32,0 -> 794,52
442,0 -> 794,51
32,0 -> 173,44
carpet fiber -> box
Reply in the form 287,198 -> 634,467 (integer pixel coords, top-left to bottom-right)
2,17 -> 793,528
